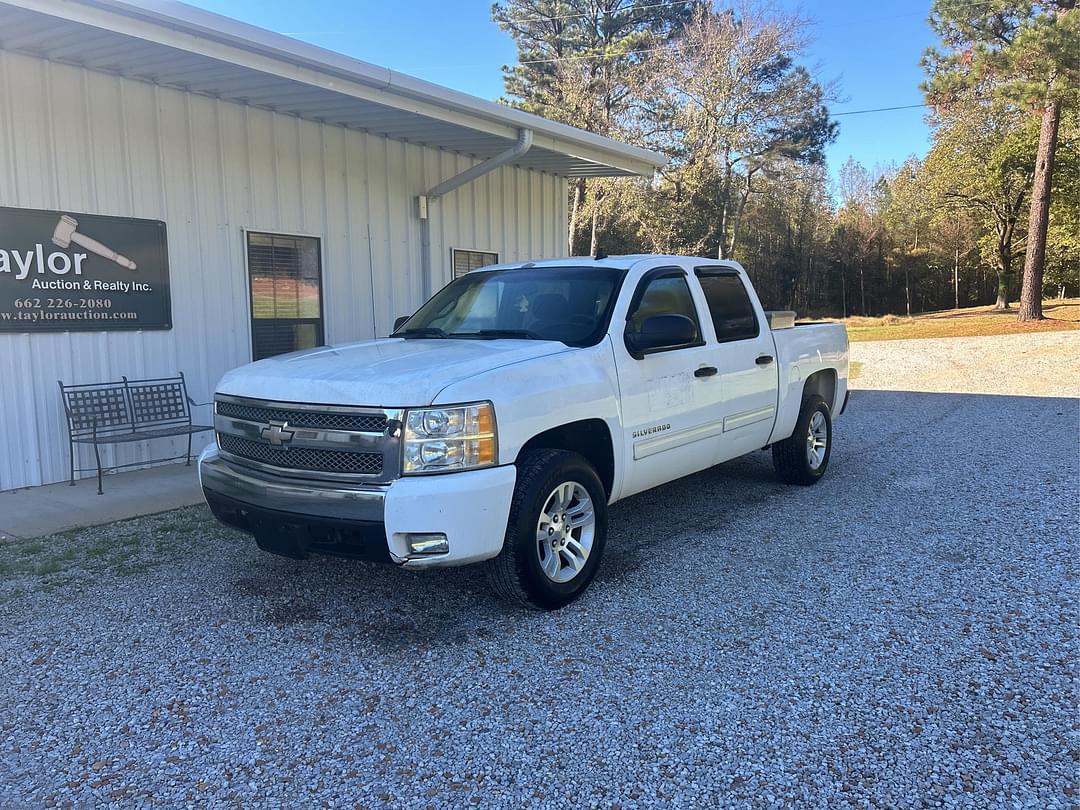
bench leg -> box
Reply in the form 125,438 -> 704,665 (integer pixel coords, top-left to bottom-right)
186,432 -> 193,466
68,439 -> 76,486
93,442 -> 103,495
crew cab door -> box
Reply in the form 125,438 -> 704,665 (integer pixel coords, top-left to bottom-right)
694,266 -> 780,462
614,266 -> 725,498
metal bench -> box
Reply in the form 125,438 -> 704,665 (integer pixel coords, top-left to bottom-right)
58,372 -> 213,494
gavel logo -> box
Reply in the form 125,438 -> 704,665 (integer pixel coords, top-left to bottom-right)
51,215 -> 137,271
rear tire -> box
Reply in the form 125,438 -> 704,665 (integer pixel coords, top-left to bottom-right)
772,395 -> 832,485
485,449 -> 608,610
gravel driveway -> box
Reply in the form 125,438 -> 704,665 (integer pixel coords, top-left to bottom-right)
2,334 -> 1077,808
851,330 -> 1079,398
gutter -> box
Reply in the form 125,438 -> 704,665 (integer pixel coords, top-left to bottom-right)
417,128 -> 534,298
424,128 -> 534,201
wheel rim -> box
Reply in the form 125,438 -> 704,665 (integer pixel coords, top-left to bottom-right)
806,410 -> 828,470
536,481 -> 595,583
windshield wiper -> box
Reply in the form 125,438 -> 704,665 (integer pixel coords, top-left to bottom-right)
451,329 -> 542,340
396,327 -> 448,339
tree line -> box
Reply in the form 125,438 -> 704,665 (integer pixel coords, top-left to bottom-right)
493,0 -> 1078,319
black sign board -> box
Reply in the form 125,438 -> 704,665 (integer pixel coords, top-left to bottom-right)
0,206 -> 171,332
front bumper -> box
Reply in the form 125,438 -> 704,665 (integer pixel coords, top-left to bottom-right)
198,446 -> 517,567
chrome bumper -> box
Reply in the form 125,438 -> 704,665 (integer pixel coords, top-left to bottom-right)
200,445 -> 518,568
200,449 -> 386,523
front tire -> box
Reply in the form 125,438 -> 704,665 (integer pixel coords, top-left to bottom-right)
772,395 -> 832,485
485,449 -> 608,610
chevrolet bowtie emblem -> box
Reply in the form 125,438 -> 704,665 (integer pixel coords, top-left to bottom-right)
261,420 -> 295,446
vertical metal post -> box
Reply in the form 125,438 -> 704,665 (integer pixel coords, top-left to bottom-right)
418,199 -> 432,303
59,381 -> 76,485
954,214 -> 961,311
93,421 -> 103,495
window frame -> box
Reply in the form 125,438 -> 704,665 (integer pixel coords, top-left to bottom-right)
623,266 -> 706,358
244,229 -> 326,362
451,247 -> 500,280
694,266 -> 761,344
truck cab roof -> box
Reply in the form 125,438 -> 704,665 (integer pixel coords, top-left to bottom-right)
482,255 -> 745,273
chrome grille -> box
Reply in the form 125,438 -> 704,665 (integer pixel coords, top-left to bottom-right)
215,400 -> 387,433
218,433 -> 383,475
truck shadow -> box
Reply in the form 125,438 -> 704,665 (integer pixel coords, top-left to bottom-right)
224,388 -> 1077,649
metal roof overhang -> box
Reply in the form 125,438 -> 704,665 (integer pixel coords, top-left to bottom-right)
0,0 -> 666,179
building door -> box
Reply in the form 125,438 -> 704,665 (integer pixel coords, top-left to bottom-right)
246,232 -> 324,360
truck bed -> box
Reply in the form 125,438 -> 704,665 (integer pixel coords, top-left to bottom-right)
769,321 -> 850,442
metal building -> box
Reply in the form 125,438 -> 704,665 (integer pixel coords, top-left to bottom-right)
0,0 -> 662,491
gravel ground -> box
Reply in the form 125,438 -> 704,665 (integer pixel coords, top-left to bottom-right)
2,336 -> 1078,808
851,330 -> 1079,397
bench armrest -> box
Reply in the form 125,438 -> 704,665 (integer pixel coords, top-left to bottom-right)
187,396 -> 213,408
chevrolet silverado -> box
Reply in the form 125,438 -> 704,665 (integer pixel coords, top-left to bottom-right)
200,255 -> 849,609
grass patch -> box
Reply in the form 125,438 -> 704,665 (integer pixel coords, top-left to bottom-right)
0,544 -> 80,579
849,361 -> 864,380
814,299 -> 1080,342
0,505 -> 211,589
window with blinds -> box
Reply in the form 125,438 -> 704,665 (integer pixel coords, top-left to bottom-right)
247,232 -> 324,361
451,248 -> 499,280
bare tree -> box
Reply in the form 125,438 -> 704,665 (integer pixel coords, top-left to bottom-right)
630,4 -> 836,259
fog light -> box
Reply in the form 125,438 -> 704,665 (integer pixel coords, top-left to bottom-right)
406,533 -> 449,555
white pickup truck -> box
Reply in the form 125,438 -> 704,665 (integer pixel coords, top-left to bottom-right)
200,255 -> 848,609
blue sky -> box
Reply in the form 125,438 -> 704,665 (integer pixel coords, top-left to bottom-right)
187,0 -> 935,177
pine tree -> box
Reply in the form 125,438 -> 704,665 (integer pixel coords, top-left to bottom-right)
922,1 -> 1079,320
492,0 -> 695,253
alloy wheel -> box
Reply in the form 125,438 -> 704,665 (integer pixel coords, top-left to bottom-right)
806,410 -> 828,470
535,481 -> 596,583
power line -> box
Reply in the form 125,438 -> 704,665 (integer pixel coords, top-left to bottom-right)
832,103 -> 929,117
509,0 -> 694,25
510,0 -> 1009,29
283,0 -> 1017,41
283,0 -> 1014,38
518,44 -> 666,65
275,5 -> 991,117
403,44 -> 670,71
281,0 -> 697,35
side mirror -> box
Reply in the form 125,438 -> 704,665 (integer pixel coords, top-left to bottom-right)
393,315 -> 410,332
625,314 -> 698,358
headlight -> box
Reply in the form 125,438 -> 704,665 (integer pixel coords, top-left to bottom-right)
402,402 -> 496,474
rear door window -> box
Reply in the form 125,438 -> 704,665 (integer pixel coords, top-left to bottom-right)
695,269 -> 759,342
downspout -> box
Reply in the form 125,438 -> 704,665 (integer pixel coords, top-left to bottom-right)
418,128 -> 533,298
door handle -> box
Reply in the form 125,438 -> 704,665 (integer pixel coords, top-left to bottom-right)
694,366 -> 718,378
755,355 -> 774,366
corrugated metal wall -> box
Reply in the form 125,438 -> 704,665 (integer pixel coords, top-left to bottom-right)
0,50 -> 569,491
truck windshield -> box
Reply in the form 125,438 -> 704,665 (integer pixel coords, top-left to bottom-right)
395,266 -> 625,347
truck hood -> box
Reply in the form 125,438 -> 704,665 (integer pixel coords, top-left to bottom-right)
216,338 -> 571,407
